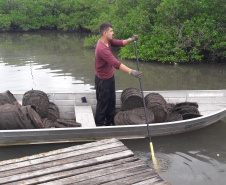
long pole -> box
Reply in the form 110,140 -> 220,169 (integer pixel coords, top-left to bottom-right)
134,41 -> 157,164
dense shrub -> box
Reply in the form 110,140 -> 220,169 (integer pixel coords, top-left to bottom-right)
0,0 -> 225,63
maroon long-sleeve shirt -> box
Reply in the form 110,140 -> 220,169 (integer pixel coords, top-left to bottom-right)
95,39 -> 124,79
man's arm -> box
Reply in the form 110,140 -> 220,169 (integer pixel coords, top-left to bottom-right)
119,64 -> 142,79
119,63 -> 133,73
122,35 -> 139,46
122,39 -> 131,46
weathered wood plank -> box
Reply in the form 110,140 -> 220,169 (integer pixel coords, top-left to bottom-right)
75,168 -> 155,185
0,138 -> 118,167
1,145 -> 128,179
152,181 -> 171,185
0,143 -> 123,171
101,170 -> 158,185
0,140 -> 124,172
42,165 -> 150,185
9,157 -> 139,185
133,179 -> 171,185
0,150 -> 134,184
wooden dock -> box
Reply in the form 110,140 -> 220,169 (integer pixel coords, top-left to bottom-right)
0,138 -> 170,185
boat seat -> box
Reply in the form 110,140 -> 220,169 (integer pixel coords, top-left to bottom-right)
74,97 -> 96,127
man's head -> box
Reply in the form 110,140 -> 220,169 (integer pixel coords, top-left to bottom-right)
100,22 -> 112,36
99,22 -> 114,41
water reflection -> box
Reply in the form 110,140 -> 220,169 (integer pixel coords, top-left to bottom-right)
0,62 -> 93,93
0,31 -> 226,94
0,31 -> 95,93
115,61 -> 226,91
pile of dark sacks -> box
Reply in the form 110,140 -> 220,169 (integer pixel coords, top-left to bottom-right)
114,88 -> 202,125
0,90 -> 81,130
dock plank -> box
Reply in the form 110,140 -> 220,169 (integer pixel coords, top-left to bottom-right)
42,162 -> 149,185
1,150 -> 134,184
134,179 -> 171,185
75,168 -> 153,185
102,170 -> 158,185
10,157 -> 138,185
0,145 -> 128,179
0,138 -> 118,167
0,138 -> 170,185
0,140 -> 124,172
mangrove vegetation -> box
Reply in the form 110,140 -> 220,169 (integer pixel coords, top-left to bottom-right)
0,0 -> 225,63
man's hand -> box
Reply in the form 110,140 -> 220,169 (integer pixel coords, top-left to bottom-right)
129,35 -> 139,42
129,70 -> 142,79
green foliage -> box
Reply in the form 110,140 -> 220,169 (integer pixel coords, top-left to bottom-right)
0,14 -> 11,31
84,34 -> 100,47
120,0 -> 225,63
0,0 -> 225,63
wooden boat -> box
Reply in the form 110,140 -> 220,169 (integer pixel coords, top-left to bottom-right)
0,90 -> 226,146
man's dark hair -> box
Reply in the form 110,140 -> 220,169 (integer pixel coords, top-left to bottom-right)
100,22 -> 112,36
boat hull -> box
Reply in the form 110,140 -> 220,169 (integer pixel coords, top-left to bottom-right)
0,90 -> 226,145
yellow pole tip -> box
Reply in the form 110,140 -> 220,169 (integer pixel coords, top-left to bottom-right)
153,158 -> 157,164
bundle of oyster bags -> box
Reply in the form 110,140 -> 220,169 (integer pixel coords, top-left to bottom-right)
114,87 -> 202,125
0,90 -> 81,129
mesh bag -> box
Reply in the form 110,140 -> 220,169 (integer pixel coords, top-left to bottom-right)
165,111 -> 183,122
57,119 -> 81,127
114,107 -> 154,125
0,90 -> 17,105
121,87 -> 143,111
182,113 -> 202,120
46,102 -> 60,122
151,105 -> 168,123
174,102 -> 198,109
42,118 -> 55,128
145,93 -> 168,123
22,90 -> 49,118
174,106 -> 200,115
174,102 -> 201,120
0,95 -> 11,105
166,103 -> 175,113
115,111 -> 124,125
0,104 -> 43,129
145,93 -> 167,107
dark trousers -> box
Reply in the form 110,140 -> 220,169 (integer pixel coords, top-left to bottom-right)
95,75 -> 115,126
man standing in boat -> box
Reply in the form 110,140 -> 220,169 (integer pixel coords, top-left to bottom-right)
95,22 -> 142,126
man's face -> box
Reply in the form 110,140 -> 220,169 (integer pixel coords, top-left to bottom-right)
105,27 -> 114,40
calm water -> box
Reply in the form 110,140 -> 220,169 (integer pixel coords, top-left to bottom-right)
0,31 -> 226,185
